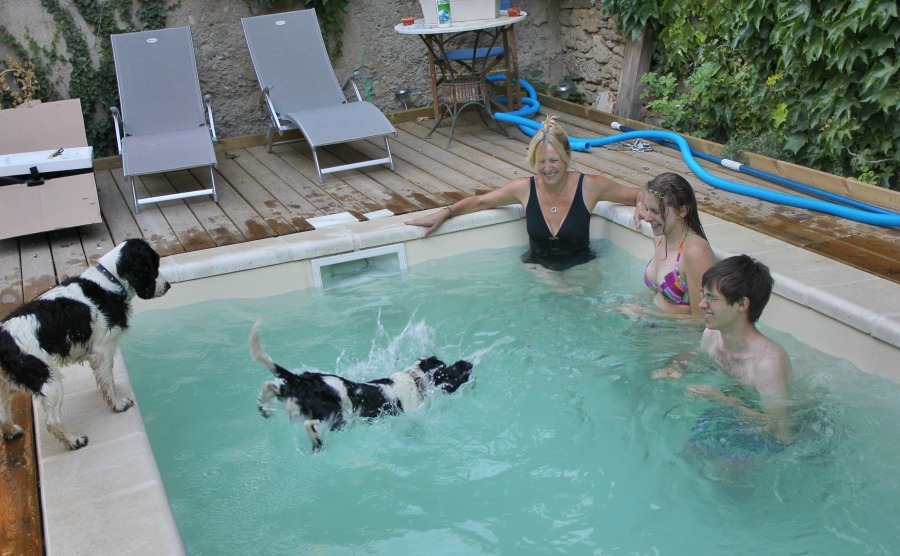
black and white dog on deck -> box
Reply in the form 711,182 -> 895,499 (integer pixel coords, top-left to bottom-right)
0,238 -> 170,450
249,320 -> 474,452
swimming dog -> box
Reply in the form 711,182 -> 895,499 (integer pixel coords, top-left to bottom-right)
249,320 -> 473,451
0,238 -> 170,449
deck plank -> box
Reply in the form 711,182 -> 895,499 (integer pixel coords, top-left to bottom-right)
0,391 -> 42,556
108,170 -> 186,256
77,222 -> 117,267
168,168 -> 255,246
48,228 -> 89,281
0,238 -> 23,318
273,146 -> 394,215
365,135 -> 494,200
399,119 -> 532,183
228,148 -> 319,218
0,238 -> 40,556
212,152 -> 309,234
18,234 -> 56,301
175,168 -> 276,245
137,174 -> 219,251
326,143 -> 447,213
244,145 -> 348,215
127,173 -> 216,253
95,170 -> 143,244
807,235 -> 900,282
314,144 -> 425,213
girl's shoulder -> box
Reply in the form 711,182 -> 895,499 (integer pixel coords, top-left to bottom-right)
683,233 -> 714,255
681,235 -> 716,273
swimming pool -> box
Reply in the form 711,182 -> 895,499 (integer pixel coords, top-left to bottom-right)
122,241 -> 900,555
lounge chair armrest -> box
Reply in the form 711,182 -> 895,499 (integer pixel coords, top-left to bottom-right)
203,93 -> 218,143
109,106 -> 123,154
341,68 -> 363,102
259,85 -> 286,130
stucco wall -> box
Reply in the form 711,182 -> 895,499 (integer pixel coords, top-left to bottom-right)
1,0 -> 626,141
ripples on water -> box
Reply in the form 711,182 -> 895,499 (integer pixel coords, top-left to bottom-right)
123,242 -> 900,555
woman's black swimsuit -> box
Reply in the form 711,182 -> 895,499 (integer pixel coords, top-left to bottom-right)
521,173 -> 596,271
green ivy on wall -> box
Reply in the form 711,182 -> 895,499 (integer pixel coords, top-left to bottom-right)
596,0 -> 899,189
248,0 -> 349,56
0,26 -> 56,107
0,1 -> 179,156
0,0 -> 347,157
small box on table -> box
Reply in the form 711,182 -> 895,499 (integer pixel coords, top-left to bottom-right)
419,0 -> 501,24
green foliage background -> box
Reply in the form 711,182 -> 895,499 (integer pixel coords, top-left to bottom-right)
596,0 -> 899,189
0,0 -> 178,156
248,0 -> 349,55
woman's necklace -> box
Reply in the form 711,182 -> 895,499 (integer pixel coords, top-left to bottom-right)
545,182 -> 569,214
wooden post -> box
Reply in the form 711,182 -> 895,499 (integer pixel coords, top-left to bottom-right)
615,26 -> 654,120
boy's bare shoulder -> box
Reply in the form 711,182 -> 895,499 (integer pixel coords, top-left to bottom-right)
751,336 -> 793,394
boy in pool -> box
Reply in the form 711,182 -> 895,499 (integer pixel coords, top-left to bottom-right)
653,255 -> 795,445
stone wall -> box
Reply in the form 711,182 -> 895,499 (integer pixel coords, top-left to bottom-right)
557,1 -> 625,103
0,0 -> 626,140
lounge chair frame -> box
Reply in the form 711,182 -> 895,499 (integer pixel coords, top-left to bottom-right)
242,10 -> 397,183
110,26 -> 218,213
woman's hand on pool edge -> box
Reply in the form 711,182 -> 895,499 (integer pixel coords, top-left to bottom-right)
404,208 -> 450,237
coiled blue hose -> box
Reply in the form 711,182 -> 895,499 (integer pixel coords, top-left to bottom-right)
486,75 -> 900,228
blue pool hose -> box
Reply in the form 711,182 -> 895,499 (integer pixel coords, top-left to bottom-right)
485,74 -> 900,228
609,122 -> 894,216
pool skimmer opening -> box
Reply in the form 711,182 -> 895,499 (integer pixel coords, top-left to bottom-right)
311,244 -> 408,290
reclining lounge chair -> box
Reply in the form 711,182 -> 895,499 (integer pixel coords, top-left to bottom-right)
241,9 -> 397,183
110,25 -> 218,213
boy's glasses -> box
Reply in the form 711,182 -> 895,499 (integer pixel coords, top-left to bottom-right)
699,290 -> 723,304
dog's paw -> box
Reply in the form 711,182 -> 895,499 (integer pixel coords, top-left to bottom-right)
2,424 -> 25,440
258,405 -> 272,418
304,420 -> 324,452
66,434 -> 89,450
113,397 -> 134,413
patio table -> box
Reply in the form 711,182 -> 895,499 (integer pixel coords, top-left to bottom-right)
394,11 -> 527,126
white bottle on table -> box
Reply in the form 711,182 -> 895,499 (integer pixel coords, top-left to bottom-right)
436,0 -> 451,27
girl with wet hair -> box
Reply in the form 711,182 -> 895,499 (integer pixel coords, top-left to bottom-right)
631,172 -> 717,319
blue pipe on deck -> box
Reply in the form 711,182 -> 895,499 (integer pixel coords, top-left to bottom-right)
610,122 -> 894,216
485,74 -> 900,228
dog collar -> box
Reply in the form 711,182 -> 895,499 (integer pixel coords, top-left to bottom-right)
95,263 -> 126,293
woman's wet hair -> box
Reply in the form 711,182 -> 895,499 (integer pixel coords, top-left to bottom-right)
644,172 -> 707,239
526,115 -> 571,171
702,255 -> 774,323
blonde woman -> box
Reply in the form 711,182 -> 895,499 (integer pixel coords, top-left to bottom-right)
405,116 -> 641,271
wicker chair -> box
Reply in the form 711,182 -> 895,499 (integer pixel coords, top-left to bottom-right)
426,32 -> 508,147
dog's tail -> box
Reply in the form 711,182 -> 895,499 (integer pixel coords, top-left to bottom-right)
250,321 -> 298,381
249,320 -> 280,377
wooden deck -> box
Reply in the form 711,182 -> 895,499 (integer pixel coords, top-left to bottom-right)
1,101 -> 899,554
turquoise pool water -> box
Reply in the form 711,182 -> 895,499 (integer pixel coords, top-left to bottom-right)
123,242 -> 900,555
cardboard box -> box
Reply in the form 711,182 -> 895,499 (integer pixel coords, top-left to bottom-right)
419,0 -> 501,24
0,99 -> 102,239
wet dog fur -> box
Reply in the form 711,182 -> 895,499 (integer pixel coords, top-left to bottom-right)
249,320 -> 473,451
0,238 -> 170,449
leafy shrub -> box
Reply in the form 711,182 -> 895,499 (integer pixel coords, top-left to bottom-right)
597,0 -> 899,188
